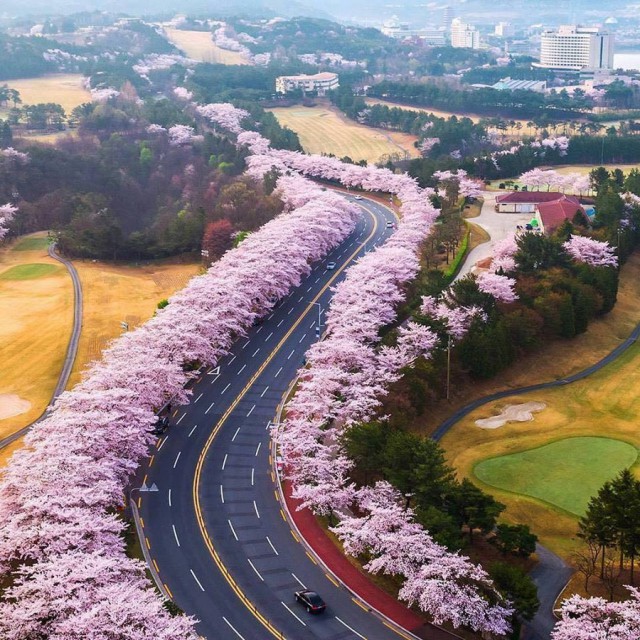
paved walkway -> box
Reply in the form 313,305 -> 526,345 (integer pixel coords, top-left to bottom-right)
457,191 -> 533,280
0,243 -> 83,450
283,481 -> 458,640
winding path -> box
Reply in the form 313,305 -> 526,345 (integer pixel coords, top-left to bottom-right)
432,315 -> 640,639
0,242 -> 83,450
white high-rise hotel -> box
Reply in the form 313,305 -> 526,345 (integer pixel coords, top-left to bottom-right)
450,18 -> 480,49
536,25 -> 614,71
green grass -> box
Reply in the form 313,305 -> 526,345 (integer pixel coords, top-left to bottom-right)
13,236 -> 51,251
0,263 -> 60,280
474,437 -> 638,516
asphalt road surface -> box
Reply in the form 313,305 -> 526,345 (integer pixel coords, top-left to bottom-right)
139,196 -> 409,640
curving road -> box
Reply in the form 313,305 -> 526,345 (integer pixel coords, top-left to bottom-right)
0,242 -> 83,450
138,197 -> 413,640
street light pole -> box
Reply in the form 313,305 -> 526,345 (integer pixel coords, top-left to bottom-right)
129,481 -> 158,508
446,335 -> 452,401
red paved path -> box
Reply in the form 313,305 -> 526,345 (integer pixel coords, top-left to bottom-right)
283,481 -> 456,640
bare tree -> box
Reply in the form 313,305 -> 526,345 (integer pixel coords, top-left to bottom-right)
572,539 -> 601,593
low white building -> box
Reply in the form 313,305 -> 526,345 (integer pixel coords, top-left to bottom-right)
275,72 -> 339,96
381,17 -> 446,45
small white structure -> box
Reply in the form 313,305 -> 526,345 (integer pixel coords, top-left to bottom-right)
492,77 -> 547,92
275,72 -> 339,96
381,17 -> 446,45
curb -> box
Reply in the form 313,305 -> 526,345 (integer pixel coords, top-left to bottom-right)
271,379 -> 463,640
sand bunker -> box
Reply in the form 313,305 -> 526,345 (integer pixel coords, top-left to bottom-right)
0,394 -> 32,420
475,401 -> 546,429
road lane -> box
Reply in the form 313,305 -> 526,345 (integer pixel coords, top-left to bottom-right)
140,198 -> 406,639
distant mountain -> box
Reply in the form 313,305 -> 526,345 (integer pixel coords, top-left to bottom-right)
1,0 -> 629,23
1,0 -> 335,20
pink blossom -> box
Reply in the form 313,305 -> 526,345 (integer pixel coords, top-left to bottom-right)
563,235 -> 618,268
146,124 -> 166,135
476,272 -> 518,303
167,125 -> 202,146
552,588 -> 640,640
90,87 -> 119,102
0,148 -> 29,164
0,203 -> 17,241
197,103 -> 249,135
419,138 -> 440,156
173,87 -> 193,101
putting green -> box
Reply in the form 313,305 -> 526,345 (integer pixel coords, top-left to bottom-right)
474,437 -> 638,516
13,236 -> 50,251
0,263 -> 60,280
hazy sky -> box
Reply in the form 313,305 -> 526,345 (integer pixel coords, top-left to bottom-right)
1,0 -> 626,25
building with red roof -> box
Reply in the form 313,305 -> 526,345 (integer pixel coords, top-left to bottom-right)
495,191 -> 587,234
495,191 -> 571,213
535,196 -> 587,234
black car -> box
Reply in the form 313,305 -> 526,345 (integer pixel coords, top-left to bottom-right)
150,415 -> 169,436
295,589 -> 326,614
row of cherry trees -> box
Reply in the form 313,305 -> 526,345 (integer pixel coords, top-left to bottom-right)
518,168 -> 592,195
0,134 -> 361,637
199,100 -> 633,639
206,117 -> 518,633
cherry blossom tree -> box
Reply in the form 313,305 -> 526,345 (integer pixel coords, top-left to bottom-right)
491,233 -> 518,273
0,152 -> 360,636
1,147 -> 29,164
167,125 -> 203,146
563,236 -> 618,268
419,138 -> 440,156
552,588 -> 640,640
0,203 -> 17,240
476,272 -> 518,303
173,86 -> 193,101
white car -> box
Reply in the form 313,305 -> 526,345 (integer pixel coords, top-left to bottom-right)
326,262 -> 336,270
354,195 -> 363,200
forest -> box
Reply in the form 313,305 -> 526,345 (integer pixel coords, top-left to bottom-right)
0,91 -> 299,259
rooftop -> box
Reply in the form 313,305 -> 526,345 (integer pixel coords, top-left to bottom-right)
496,191 -> 575,204
278,72 -> 338,82
537,196 -> 587,232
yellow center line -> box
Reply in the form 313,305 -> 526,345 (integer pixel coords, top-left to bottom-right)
191,209 -> 379,639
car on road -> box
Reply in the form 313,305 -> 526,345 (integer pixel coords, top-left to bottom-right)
295,590 -> 326,614
386,220 -> 394,228
326,261 -> 336,270
354,195 -> 363,200
150,415 -> 169,436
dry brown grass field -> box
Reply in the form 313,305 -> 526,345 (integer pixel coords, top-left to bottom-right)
0,233 -> 200,468
268,104 -> 420,164
434,253 -> 640,559
164,28 -> 251,65
1,74 -> 90,115
67,259 -> 201,387
0,232 -> 71,444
